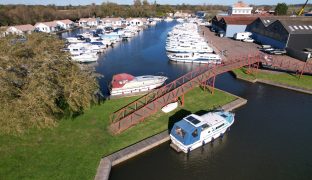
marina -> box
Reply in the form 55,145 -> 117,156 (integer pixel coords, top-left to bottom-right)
1,1 -> 312,180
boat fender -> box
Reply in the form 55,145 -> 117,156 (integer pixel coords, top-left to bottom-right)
202,140 -> 205,146
211,137 -> 214,142
220,133 -> 224,138
187,148 -> 190,154
227,127 -> 230,132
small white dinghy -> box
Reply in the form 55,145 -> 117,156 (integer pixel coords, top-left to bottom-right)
161,102 -> 178,113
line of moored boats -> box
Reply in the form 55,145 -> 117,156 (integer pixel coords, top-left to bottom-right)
166,23 -> 222,64
64,25 -> 145,63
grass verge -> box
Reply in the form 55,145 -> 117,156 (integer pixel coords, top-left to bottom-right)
233,68 -> 312,90
0,87 -> 236,180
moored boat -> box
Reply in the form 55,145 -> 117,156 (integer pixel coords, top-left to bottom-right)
110,73 -> 167,96
170,111 -> 235,153
168,52 -> 221,64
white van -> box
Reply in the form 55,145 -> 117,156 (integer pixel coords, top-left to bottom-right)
233,32 -> 252,40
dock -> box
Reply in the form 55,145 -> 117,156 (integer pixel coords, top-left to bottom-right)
94,90 -> 247,180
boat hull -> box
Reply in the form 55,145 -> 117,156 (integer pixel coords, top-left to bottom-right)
110,81 -> 165,96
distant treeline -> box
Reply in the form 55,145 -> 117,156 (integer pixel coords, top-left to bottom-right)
0,1 -> 228,26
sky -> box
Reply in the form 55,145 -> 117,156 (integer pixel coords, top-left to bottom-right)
0,0 -> 307,6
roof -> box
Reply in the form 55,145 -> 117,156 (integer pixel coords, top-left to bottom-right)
102,18 -> 122,22
279,19 -> 312,34
79,18 -> 97,22
35,21 -> 58,27
111,73 -> 135,88
222,16 -> 258,25
55,19 -> 73,24
10,24 -> 35,32
233,1 -> 250,8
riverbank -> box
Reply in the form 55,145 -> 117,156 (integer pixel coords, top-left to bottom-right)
232,68 -> 312,94
0,87 -> 237,179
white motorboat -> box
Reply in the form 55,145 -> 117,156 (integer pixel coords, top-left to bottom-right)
110,73 -> 167,96
166,44 -> 214,53
71,53 -> 98,63
170,111 -> 235,153
168,53 -> 221,64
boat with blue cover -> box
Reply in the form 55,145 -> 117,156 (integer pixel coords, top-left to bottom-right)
170,111 -> 235,153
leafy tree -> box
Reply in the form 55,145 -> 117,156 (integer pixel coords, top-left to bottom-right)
0,33 -> 99,134
275,3 -> 288,15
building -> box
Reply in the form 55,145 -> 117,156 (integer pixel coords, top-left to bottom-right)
126,18 -> 147,26
228,1 -> 253,15
78,18 -> 99,27
174,11 -> 192,18
212,16 -> 258,37
6,24 -> 35,35
55,19 -> 74,30
247,17 -> 312,61
196,11 -> 208,18
101,18 -> 123,27
35,21 -> 58,33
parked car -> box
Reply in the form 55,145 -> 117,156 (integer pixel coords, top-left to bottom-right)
243,38 -> 254,43
270,49 -> 286,55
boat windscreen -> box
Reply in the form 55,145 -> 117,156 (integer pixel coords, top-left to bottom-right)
220,114 -> 227,118
186,116 -> 200,125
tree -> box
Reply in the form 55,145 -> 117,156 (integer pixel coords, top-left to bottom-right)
275,3 -> 288,15
0,33 -> 99,134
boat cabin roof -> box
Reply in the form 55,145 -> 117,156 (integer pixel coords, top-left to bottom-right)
184,113 -> 225,128
111,73 -> 135,88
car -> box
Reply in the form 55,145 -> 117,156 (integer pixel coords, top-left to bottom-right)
270,49 -> 286,55
243,38 -> 254,43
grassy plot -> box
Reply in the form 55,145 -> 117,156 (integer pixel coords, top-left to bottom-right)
233,68 -> 312,90
0,87 -> 236,180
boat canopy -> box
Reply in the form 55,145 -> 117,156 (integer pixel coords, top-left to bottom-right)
170,119 -> 201,146
111,73 -> 135,88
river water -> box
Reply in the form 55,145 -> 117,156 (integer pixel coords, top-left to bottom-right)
63,22 -> 312,180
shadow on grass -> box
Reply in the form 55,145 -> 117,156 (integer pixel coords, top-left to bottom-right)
168,109 -> 191,131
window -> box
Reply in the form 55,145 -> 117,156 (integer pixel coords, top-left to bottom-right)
215,123 -> 225,130
299,26 -> 304,30
304,25 -> 309,30
294,26 -> 299,30
192,129 -> 198,137
309,25 -> 312,29
175,126 -> 186,138
201,123 -> 210,130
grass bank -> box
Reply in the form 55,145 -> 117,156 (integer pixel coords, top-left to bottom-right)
0,87 -> 236,180
233,68 -> 312,91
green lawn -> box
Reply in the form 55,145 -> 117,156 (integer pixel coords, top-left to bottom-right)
233,68 -> 312,90
0,87 -> 236,180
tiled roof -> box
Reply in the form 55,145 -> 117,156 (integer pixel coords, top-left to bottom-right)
35,21 -> 58,27
11,24 -> 35,31
79,18 -> 97,22
233,1 -> 250,8
55,19 -> 73,24
222,16 -> 258,25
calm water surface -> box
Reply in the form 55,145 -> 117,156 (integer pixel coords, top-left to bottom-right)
64,22 -> 312,180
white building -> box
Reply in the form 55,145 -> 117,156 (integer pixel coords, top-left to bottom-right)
126,18 -> 147,26
35,21 -> 58,33
228,1 -> 253,15
78,18 -> 99,27
174,11 -> 192,18
6,24 -> 35,35
55,19 -> 74,30
101,18 -> 123,27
